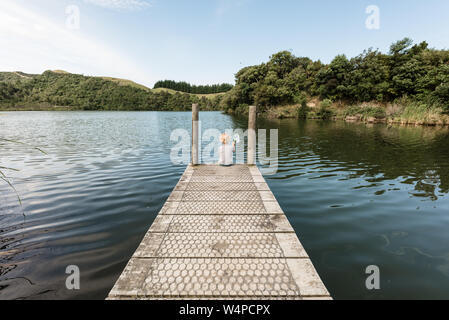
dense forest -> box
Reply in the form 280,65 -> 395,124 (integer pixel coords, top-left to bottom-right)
220,38 -> 449,121
0,71 -> 222,111
154,80 -> 233,94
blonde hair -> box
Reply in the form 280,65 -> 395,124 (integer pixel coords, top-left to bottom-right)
220,133 -> 230,145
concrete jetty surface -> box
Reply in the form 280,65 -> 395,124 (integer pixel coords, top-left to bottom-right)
108,164 -> 331,300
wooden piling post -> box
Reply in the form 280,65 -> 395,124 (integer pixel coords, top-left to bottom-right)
192,104 -> 199,166
247,105 -> 257,165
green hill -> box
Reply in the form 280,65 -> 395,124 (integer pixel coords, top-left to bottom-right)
100,77 -> 227,98
0,71 -> 223,111
101,76 -> 152,91
151,87 -> 226,98
0,72 -> 37,83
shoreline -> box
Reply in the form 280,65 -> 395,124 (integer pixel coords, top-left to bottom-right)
234,101 -> 449,127
0,106 -> 217,112
3,105 -> 449,127
267,114 -> 449,127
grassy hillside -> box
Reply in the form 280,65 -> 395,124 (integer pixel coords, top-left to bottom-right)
151,87 -> 225,98
0,71 -> 223,111
99,77 -> 227,98
101,76 -> 152,91
0,72 -> 36,83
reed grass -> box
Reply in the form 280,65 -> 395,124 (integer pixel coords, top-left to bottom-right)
0,138 -> 47,214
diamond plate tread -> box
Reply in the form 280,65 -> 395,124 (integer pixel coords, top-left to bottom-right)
134,232 -> 307,258
138,233 -> 284,258
109,257 -> 330,299
190,175 -> 254,183
109,258 -> 302,298
182,191 -> 262,202
166,201 -> 267,214
191,165 -> 251,176
148,215 -> 295,233
183,182 -> 259,191
159,200 -> 284,215
168,190 -> 276,202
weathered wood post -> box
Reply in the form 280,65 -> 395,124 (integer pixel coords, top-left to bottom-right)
247,105 -> 257,165
191,104 -> 199,165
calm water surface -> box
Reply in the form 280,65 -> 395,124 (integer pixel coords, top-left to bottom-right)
1,111 -> 449,299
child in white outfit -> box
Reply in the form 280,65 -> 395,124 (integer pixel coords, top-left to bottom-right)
218,133 -> 235,166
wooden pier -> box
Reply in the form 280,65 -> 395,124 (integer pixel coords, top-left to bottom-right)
107,106 -> 331,300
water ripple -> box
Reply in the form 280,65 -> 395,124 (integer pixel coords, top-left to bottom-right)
2,113 -> 449,299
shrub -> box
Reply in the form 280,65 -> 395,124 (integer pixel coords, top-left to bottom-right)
296,96 -> 309,119
364,106 -> 386,118
316,99 -> 333,119
400,102 -> 442,122
344,106 -> 363,117
320,99 -> 332,109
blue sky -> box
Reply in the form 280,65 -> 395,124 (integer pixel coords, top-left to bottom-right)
1,0 -> 448,87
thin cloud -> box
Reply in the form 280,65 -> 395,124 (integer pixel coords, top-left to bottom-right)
83,0 -> 151,10
215,0 -> 249,17
0,0 -> 152,86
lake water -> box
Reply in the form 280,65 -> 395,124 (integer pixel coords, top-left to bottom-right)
1,111 -> 449,300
